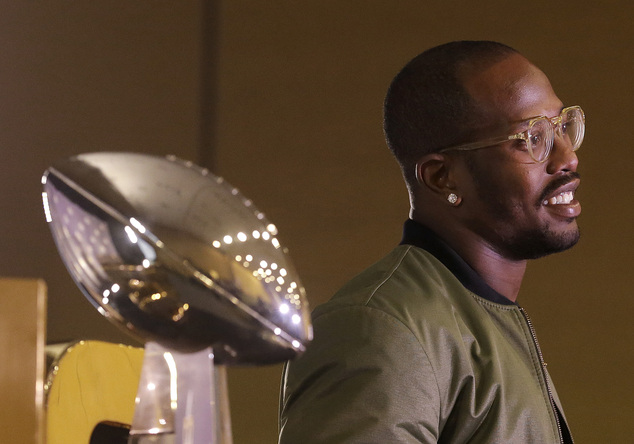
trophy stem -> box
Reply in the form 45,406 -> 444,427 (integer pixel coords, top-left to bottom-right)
129,342 -> 232,444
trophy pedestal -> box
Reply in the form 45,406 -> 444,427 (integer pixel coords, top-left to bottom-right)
129,342 -> 231,444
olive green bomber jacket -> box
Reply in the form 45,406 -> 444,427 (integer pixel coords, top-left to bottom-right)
278,243 -> 572,443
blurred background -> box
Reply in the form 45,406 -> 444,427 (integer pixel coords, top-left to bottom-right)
1,1 -> 632,442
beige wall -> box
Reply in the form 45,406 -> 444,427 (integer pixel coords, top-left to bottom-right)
2,1 -> 632,443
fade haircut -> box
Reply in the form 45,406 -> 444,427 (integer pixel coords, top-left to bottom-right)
383,41 -> 518,186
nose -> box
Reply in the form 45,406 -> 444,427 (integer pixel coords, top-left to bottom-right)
546,136 -> 579,174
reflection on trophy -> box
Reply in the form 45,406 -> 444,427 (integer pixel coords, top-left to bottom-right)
41,152 -> 313,443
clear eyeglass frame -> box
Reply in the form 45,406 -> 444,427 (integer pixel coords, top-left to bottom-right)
439,105 -> 585,163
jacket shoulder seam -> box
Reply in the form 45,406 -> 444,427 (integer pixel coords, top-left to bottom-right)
362,245 -> 413,306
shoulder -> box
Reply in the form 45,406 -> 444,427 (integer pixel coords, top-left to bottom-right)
280,303 -> 442,443
313,244 -> 466,328
283,244 -> 462,406
279,246 -> 485,443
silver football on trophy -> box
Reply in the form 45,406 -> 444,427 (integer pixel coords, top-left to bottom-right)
42,152 -> 312,364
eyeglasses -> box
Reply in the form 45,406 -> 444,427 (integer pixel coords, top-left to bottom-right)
439,106 -> 585,163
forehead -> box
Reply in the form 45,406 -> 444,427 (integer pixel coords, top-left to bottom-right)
462,53 -> 564,126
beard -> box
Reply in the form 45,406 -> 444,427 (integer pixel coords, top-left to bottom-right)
465,159 -> 581,260
496,221 -> 580,260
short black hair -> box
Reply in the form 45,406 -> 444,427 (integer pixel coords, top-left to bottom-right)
383,41 -> 518,185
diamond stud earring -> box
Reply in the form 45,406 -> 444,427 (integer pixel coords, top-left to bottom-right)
447,193 -> 459,205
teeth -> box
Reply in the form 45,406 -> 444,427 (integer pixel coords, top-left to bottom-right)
544,191 -> 574,205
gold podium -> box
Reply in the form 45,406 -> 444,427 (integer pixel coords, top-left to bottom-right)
0,278 -> 146,443
46,340 -> 144,444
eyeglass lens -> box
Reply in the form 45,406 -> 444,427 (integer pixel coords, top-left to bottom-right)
528,107 -> 584,162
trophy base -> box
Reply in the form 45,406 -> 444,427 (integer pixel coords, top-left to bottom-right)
129,342 -> 232,444
128,434 -> 175,444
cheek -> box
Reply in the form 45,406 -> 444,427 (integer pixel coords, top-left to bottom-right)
458,154 -> 545,210
501,172 -> 549,217
477,167 -> 544,212
520,169 -> 546,205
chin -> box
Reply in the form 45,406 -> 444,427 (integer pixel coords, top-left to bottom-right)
503,225 -> 580,261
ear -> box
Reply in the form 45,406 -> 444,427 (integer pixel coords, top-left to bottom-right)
415,153 -> 457,196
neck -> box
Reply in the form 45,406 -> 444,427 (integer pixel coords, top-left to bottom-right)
412,210 -> 527,302
454,239 -> 527,302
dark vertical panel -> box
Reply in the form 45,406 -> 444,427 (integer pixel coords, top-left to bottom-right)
198,0 -> 221,170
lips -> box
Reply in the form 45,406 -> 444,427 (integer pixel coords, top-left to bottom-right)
540,176 -> 581,218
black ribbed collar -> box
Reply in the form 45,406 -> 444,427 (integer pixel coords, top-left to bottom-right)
400,219 -> 516,306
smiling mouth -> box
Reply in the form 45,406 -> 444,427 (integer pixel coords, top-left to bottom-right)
543,190 -> 574,206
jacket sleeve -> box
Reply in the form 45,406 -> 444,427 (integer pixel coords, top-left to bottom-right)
278,305 -> 441,443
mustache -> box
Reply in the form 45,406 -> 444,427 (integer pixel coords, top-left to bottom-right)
539,172 -> 581,203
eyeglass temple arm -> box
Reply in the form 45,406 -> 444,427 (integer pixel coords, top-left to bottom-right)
439,134 -> 522,153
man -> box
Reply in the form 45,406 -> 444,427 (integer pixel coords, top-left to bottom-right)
278,41 -> 582,443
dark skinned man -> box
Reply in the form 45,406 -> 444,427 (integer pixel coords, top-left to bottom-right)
279,41 -> 581,444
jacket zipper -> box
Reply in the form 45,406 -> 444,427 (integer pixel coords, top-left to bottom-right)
519,306 -> 568,444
